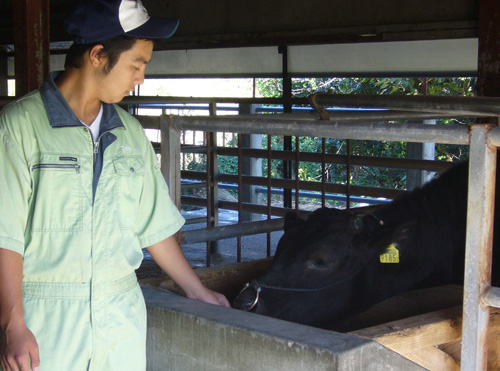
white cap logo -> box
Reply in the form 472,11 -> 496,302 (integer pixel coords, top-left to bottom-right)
119,0 -> 150,33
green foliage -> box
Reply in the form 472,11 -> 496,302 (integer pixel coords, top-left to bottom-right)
184,77 -> 476,193
253,76 -> 476,190
256,77 -> 476,98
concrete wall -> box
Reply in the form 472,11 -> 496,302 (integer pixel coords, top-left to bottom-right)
143,287 -> 425,371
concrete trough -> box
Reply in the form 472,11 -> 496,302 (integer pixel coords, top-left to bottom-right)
143,287 -> 425,371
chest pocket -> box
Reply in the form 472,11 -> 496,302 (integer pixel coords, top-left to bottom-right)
112,156 -> 145,230
31,157 -> 83,232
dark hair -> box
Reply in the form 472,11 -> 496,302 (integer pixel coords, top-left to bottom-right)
64,35 -> 152,74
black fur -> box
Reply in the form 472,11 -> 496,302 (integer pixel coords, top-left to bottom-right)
234,162 -> 499,326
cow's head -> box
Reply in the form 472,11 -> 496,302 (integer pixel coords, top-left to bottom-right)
233,207 -> 414,326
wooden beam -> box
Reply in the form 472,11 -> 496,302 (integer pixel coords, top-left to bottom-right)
13,0 -> 50,96
477,0 -> 500,98
350,306 -> 500,370
139,257 -> 273,302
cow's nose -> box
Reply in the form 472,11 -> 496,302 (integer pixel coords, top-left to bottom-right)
233,282 -> 261,311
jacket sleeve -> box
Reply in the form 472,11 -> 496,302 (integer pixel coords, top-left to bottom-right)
0,124 -> 31,255
135,141 -> 185,248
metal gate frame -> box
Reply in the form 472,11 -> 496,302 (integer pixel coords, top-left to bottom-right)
155,94 -> 500,370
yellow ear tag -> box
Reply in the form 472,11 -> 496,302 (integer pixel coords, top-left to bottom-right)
380,243 -> 399,263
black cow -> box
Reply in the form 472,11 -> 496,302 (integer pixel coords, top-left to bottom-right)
233,161 -> 500,326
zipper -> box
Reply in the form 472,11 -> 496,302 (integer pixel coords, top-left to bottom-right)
93,141 -> 99,164
33,163 -> 81,173
90,129 -> 115,165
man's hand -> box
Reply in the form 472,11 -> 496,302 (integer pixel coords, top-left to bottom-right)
186,287 -> 231,308
147,236 -> 231,308
0,323 -> 39,371
0,249 -> 39,371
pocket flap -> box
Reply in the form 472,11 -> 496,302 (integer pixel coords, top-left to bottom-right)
112,156 -> 145,176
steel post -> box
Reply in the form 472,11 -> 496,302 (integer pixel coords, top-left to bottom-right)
461,124 -> 497,371
161,117 -> 182,210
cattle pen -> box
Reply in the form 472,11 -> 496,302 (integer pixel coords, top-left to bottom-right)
135,94 -> 500,371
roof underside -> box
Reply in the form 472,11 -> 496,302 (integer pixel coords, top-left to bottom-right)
0,0 -> 479,52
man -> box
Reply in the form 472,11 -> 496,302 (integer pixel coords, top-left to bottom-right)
0,1 -> 229,370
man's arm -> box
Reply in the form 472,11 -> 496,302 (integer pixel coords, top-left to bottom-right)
0,248 -> 39,371
146,236 -> 230,307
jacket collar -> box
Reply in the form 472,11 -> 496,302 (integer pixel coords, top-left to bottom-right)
40,71 -> 125,133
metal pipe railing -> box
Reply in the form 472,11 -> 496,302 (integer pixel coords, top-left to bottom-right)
160,113 -> 500,371
167,115 -> 471,145
181,217 -> 285,244
311,93 -> 500,116
483,287 -> 500,309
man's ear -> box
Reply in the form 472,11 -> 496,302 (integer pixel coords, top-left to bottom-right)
88,44 -> 106,67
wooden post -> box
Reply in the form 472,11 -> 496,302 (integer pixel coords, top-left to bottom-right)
13,0 -> 50,97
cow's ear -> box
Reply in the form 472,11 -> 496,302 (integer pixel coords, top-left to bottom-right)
387,220 -> 416,246
284,212 -> 305,231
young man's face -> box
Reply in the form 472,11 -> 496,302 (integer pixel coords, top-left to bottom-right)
97,39 -> 154,104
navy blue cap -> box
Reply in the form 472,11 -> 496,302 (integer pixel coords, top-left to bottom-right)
65,0 -> 180,44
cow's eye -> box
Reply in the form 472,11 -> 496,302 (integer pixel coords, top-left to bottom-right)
309,258 -> 329,269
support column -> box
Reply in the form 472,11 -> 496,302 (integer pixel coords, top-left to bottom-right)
161,116 -> 182,210
406,120 -> 436,190
239,104 -> 263,222
0,54 -> 8,96
279,45 -> 293,209
461,124 -> 496,370
13,0 -> 50,97
477,0 -> 500,98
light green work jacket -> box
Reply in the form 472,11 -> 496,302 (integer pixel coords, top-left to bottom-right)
0,72 -> 184,370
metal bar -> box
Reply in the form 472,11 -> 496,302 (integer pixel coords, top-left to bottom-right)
184,217 -> 208,225
321,138 -> 326,208
124,96 -> 309,105
312,93 -> 500,116
181,197 -> 295,218
487,126 -> 500,147
267,135 -> 273,257
483,286 -> 500,309
181,182 -> 391,206
346,140 -> 351,210
206,130 -> 212,267
206,102 -> 219,266
135,109 -> 493,131
237,133 -> 243,262
182,218 -> 285,245
294,136 -> 300,210
161,117 -> 182,209
169,115 -> 470,145
181,173 -> 406,200
215,147 -> 453,172
461,124 -> 497,371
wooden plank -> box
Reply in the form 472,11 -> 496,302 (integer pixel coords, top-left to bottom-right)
350,306 -> 500,370
350,306 -> 464,351
139,257 -> 273,302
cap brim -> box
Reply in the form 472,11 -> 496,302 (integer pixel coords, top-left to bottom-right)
125,17 -> 180,39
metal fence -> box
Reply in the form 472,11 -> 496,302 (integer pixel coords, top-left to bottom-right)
136,93 -> 500,370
